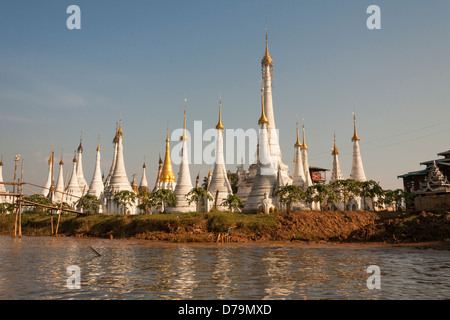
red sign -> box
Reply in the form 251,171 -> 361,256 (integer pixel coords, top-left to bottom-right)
311,172 -> 322,181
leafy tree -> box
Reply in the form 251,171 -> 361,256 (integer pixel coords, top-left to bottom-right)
0,202 -> 15,215
24,194 -> 52,206
113,190 -> 136,214
227,170 -> 239,194
138,189 -> 156,214
305,184 -> 337,212
201,176 -> 209,190
76,194 -> 100,214
152,188 -> 177,213
275,185 -> 304,212
220,194 -> 243,212
403,190 -> 416,209
186,187 -> 213,212
357,180 -> 384,211
384,189 -> 412,212
329,179 -> 359,210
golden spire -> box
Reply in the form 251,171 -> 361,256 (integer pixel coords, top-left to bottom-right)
351,112 -> 360,141
78,132 -> 83,152
48,148 -> 54,165
258,83 -> 269,125
113,123 -> 119,144
216,96 -> 224,130
261,19 -> 273,67
72,151 -> 77,163
59,151 -> 64,165
97,134 -> 101,152
160,128 -> 176,183
301,120 -> 309,150
294,119 -> 302,148
293,155 -> 296,163
332,131 -> 339,155
117,118 -> 123,137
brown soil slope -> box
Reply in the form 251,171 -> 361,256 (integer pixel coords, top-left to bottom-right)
1,210 -> 449,244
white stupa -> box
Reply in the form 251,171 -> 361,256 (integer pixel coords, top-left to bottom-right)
65,153 -> 82,206
207,97 -> 233,210
88,139 -> 104,198
168,107 -> 196,213
76,136 -> 88,195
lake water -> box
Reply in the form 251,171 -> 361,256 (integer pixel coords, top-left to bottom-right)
0,236 -> 448,300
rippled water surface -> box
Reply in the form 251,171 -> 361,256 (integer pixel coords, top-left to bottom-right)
0,236 -> 448,299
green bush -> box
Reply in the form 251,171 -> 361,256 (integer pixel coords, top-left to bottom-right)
206,213 -> 229,233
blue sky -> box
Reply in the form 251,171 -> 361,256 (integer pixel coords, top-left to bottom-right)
1,0 -> 450,192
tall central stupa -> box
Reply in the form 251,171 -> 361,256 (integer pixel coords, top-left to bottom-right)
239,27 -> 292,210
260,28 -> 292,187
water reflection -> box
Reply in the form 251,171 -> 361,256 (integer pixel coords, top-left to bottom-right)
0,236 -> 448,299
169,246 -> 198,299
212,247 -> 232,299
262,247 -> 295,299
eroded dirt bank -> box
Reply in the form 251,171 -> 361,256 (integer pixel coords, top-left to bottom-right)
1,210 -> 449,246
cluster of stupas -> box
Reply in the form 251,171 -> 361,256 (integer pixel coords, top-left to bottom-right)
0,29 -> 371,214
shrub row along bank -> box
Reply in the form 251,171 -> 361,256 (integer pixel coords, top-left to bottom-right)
0,210 -> 449,244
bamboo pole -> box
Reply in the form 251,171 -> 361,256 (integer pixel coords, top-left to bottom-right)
51,216 -> 54,235
13,155 -> 20,238
55,170 -> 69,236
18,159 -> 24,238
21,200 -> 83,215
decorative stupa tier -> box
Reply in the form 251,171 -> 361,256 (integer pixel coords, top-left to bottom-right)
243,85 -> 277,213
169,107 -> 195,213
292,120 -> 306,187
107,120 -> 132,193
76,136 -> 88,195
301,122 -> 313,187
156,129 -> 176,191
65,154 -> 82,205
261,28 -> 292,188
139,162 -> 149,194
417,161 -> 450,194
349,112 -> 367,182
54,154 -> 65,202
88,140 -> 104,198
330,132 -> 344,182
207,97 -> 233,210
42,150 -> 53,197
104,124 -> 119,189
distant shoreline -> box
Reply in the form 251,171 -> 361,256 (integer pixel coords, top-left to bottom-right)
1,210 -> 449,249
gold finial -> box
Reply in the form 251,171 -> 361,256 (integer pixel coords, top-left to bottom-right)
78,131 -> 83,152
301,119 -> 309,150
293,155 -> 296,163
351,112 -> 360,141
0,155 -> 3,166
294,118 -> 302,148
332,131 -> 339,155
117,118 -> 123,137
59,151 -> 64,165
261,17 -> 273,67
258,82 -> 269,125
216,95 -> 224,130
97,134 -> 101,151
73,151 -> 77,163
208,168 -> 212,177
113,122 -> 119,144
